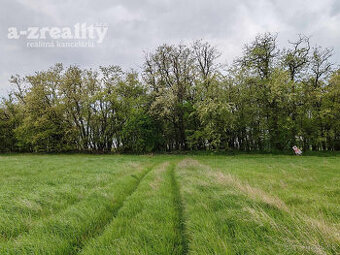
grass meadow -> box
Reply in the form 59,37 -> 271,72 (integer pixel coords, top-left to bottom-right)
0,154 -> 339,254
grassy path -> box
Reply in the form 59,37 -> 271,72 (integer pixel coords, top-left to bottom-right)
80,161 -> 187,255
70,163 -> 156,254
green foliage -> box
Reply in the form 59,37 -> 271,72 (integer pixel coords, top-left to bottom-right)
0,99 -> 19,152
194,79 -> 232,149
14,69 -> 70,152
323,70 -> 340,150
1,33 -> 339,152
121,111 -> 161,153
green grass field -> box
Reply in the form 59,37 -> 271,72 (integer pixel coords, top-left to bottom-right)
0,154 -> 339,254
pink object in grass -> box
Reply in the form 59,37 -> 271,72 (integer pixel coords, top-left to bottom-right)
292,145 -> 302,155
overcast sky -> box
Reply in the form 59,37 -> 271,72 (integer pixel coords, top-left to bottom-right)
1,0 -> 340,95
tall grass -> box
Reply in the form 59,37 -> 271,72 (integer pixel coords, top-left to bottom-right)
0,154 -> 338,254
177,158 -> 339,254
0,155 -> 155,254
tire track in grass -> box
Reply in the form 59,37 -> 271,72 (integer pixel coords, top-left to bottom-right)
170,162 -> 189,255
1,163 -> 156,255
69,163 -> 156,254
79,162 -> 187,255
0,160 -> 144,242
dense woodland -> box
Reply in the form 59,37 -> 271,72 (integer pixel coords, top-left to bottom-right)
1,33 -> 339,153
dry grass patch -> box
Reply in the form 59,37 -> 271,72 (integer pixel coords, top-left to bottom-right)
177,158 -> 202,169
149,162 -> 169,190
306,217 -> 340,244
213,171 -> 289,212
179,158 -> 289,212
179,158 -> 340,247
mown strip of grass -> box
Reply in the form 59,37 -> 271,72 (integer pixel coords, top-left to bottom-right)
0,163 -> 155,255
176,158 -> 339,255
80,162 -> 187,255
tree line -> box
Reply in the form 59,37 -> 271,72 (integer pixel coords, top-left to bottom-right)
1,33 -> 339,153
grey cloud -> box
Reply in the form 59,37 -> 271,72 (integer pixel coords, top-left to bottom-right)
1,0 -> 340,95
